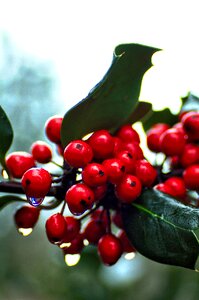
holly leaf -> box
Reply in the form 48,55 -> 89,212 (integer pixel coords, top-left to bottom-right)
142,108 -> 178,132
125,101 -> 152,124
61,44 -> 160,147
0,106 -> 13,168
122,189 -> 199,269
0,195 -> 26,211
181,92 -> 199,112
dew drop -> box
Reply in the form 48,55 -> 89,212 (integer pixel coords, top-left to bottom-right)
18,228 -> 33,236
27,196 -> 44,207
64,254 -> 81,267
124,252 -> 136,260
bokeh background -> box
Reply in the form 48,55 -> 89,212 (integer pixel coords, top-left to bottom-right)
1,1 -> 199,299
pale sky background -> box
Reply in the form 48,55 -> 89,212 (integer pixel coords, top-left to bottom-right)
0,0 -> 199,114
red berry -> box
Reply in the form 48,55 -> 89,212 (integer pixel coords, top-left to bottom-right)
84,220 -> 106,244
88,129 -> 114,160
91,209 -> 109,227
112,211 -> 124,229
45,115 -> 63,144
92,184 -> 107,201
5,151 -> 35,179
122,142 -> 144,160
14,206 -> 40,229
62,216 -> 81,243
65,183 -> 95,215
116,124 -> 140,143
183,164 -> 199,191
21,168 -> 52,198
98,234 -> 122,266
135,159 -> 157,187
118,230 -> 136,253
164,177 -> 186,198
46,213 -> 67,244
115,174 -> 142,203
30,141 -> 52,164
154,183 -> 173,195
103,158 -> 125,184
160,128 -> 186,156
115,150 -> 136,174
63,234 -> 84,254
64,140 -> 93,168
112,137 -> 123,156
82,163 -> 107,187
180,143 -> 199,168
182,111 -> 199,141
147,125 -> 169,153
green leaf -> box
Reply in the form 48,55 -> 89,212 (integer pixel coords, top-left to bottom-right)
0,106 -> 14,167
122,189 -> 199,269
125,101 -> 152,124
61,44 -> 160,147
0,195 -> 26,210
181,92 -> 199,112
142,108 -> 178,132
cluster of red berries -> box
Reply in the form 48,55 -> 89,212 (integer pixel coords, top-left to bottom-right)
5,109 -> 199,267
147,110 -> 199,200
6,115 -> 158,266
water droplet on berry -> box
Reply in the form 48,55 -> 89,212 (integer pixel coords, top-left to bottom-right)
124,252 -> 136,260
64,254 -> 81,266
27,196 -> 44,207
18,228 -> 33,236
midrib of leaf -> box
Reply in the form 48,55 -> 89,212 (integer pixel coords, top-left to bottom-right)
132,202 -> 197,233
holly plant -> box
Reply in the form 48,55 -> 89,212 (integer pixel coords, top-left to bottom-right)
0,44 -> 199,269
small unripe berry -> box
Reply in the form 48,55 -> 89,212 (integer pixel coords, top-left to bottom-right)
5,151 -> 35,179
45,115 -> 63,144
82,163 -> 107,187
30,141 -> 52,164
98,234 -> 123,266
46,213 -> 67,244
115,174 -> 142,203
21,168 -> 52,198
65,183 -> 95,215
88,129 -> 114,160
14,206 -> 40,229
64,140 -> 93,168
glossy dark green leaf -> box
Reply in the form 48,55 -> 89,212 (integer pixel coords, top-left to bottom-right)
181,93 -> 199,112
0,106 -> 13,167
61,44 -> 160,147
142,108 -> 178,132
0,195 -> 26,210
124,101 -> 152,125
122,189 -> 199,269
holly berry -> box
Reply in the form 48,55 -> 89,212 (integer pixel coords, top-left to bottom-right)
103,158 -> 125,184
135,159 -> 157,187
118,230 -> 136,253
146,124 -> 169,153
182,111 -> 199,141
98,233 -> 122,266
62,234 -> 84,254
45,115 -> 63,144
14,206 -> 40,229
122,142 -> 144,160
154,183 -> 173,195
180,143 -> 199,168
82,163 -> 107,187
5,151 -> 35,179
88,129 -> 114,160
65,183 -> 95,215
116,124 -> 140,143
83,219 -> 106,244
92,184 -> 107,201
64,140 -> 93,168
183,164 -> 199,191
46,213 -> 67,244
160,128 -> 186,156
164,177 -> 186,199
115,150 -> 136,174
115,174 -> 142,203
112,210 -> 124,229
62,216 -> 81,243
30,140 -> 52,164
21,167 -> 52,198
